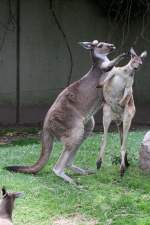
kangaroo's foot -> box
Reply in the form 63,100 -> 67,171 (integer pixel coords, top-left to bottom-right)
96,159 -> 102,170
125,153 -> 130,167
120,164 -> 127,177
53,167 -> 76,184
68,165 -> 96,175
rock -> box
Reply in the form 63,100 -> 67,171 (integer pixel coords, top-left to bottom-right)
139,131 -> 150,171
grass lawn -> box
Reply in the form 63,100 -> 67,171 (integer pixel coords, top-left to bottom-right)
0,129 -> 150,225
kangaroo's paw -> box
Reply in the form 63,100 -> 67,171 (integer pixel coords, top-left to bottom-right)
120,165 -> 126,177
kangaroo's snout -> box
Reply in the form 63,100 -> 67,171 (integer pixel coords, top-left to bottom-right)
109,44 -> 116,50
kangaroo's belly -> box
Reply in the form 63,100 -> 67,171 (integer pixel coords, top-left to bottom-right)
111,105 -> 124,121
104,76 -> 126,108
103,76 -> 127,121
47,84 -> 102,136
84,97 -> 101,123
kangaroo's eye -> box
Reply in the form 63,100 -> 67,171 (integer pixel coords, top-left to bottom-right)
98,44 -> 103,48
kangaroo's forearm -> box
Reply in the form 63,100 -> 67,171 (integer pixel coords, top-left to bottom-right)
101,53 -> 126,72
97,71 -> 115,88
119,87 -> 133,106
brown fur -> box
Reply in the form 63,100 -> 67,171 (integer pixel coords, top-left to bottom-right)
0,188 -> 22,225
5,40 -> 126,184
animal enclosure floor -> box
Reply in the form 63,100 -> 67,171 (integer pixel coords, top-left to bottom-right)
0,130 -> 150,225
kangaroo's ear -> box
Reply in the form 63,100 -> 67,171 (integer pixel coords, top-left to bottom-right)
140,51 -> 147,59
130,47 -> 137,57
78,40 -> 98,50
2,187 -> 7,196
14,192 -> 24,198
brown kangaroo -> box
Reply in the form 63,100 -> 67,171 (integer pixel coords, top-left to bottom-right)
5,40 -> 126,184
0,187 -> 22,225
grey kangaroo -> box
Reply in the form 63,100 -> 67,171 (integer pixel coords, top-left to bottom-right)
5,40 -> 126,184
96,47 -> 147,176
0,187 -> 22,225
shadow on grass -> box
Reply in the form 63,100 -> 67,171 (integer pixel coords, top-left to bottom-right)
0,138 -> 39,148
11,138 -> 40,146
0,127 -> 40,136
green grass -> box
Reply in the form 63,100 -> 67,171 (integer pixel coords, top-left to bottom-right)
0,130 -> 150,225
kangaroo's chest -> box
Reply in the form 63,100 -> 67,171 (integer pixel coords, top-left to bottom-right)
104,73 -> 132,104
104,75 -> 126,96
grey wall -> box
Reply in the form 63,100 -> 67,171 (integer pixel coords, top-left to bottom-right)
0,0 -> 150,125
0,0 -> 16,124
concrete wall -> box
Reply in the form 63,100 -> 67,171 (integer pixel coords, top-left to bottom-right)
0,0 -> 150,125
0,0 -> 16,124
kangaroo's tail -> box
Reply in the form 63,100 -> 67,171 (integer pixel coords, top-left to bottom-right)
5,130 -> 54,174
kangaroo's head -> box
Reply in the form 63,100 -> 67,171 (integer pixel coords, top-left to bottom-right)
79,40 -> 116,62
0,187 -> 23,218
129,47 -> 147,70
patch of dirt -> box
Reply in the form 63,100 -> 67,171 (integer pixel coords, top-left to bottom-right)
52,213 -> 98,225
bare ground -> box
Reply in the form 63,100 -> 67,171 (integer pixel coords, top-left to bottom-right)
52,213 -> 98,225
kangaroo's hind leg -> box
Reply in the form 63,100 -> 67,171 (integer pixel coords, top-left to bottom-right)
96,104 -> 112,169
117,122 -> 130,167
120,97 -> 135,176
66,117 -> 95,175
53,120 -> 85,183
